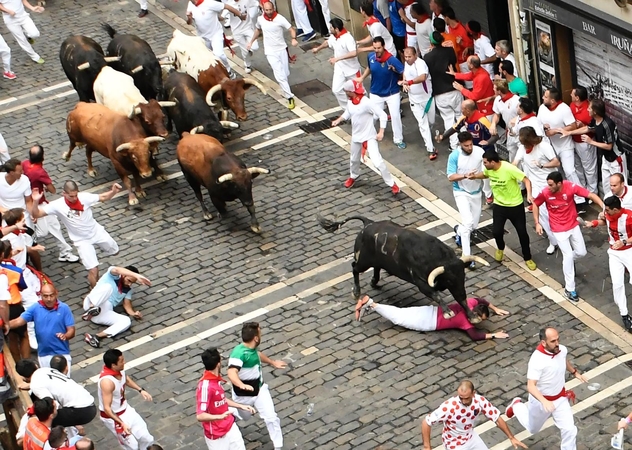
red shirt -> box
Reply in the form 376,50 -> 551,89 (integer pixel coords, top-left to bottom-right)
196,371 -> 235,440
454,67 -> 494,114
449,22 -> 473,63
569,101 -> 593,143
21,161 -> 52,204
606,208 -> 632,250
534,181 -> 591,232
435,298 -> 489,341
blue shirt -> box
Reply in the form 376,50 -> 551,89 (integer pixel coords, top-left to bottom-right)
94,266 -> 133,308
373,0 -> 387,27
368,52 -> 404,97
388,0 -> 405,37
21,301 -> 74,357
0,261 -> 27,290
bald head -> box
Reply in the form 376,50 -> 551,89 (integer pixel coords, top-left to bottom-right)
461,99 -> 477,116
457,380 -> 475,405
459,380 -> 475,393
262,1 -> 275,14
467,55 -> 481,69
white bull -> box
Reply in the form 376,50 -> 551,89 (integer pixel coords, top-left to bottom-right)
165,29 -> 220,82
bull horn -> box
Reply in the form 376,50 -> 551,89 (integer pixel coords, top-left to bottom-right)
144,137 -> 165,144
190,126 -> 204,135
247,167 -> 270,175
104,56 -> 121,63
220,121 -> 239,129
77,62 -> 90,71
158,101 -> 176,108
205,84 -> 223,107
115,143 -> 132,153
242,77 -> 267,96
217,174 -> 234,183
459,255 -> 490,267
159,60 -> 175,66
427,266 -> 445,287
131,65 -> 144,74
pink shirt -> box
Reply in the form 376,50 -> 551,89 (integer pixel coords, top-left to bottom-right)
435,298 -> 488,341
196,372 -> 235,440
534,180 -> 591,232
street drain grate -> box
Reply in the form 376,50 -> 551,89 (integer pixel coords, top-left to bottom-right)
298,117 -> 336,133
471,223 -> 507,245
290,79 -> 331,97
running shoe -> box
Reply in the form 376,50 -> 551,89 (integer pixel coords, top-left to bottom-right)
565,290 -> 579,303
505,398 -> 522,418
58,253 -> 79,262
391,183 -> 400,195
454,225 -> 461,247
82,306 -> 101,321
495,249 -> 504,262
84,333 -> 101,348
344,177 -> 356,188
525,259 -> 537,270
3,71 -> 16,80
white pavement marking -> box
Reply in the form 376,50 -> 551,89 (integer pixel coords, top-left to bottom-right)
0,90 -> 75,116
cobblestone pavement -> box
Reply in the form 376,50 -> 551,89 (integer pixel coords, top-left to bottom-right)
1,0 -> 632,449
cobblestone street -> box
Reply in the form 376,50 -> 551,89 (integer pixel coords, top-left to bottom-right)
1,0 -> 632,449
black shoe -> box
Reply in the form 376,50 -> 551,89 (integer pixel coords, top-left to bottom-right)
576,203 -> 587,215
84,333 -> 101,348
138,9 -> 148,17
622,315 -> 632,332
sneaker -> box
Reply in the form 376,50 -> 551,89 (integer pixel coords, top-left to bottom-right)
622,315 -> 632,332
244,66 -> 252,74
288,97 -> 295,110
58,253 -> 79,262
84,333 -> 101,348
344,177 -> 356,188
469,261 -> 476,270
495,249 -> 504,262
391,183 -> 400,195
302,31 -> 316,42
525,259 -> 537,270
228,70 -> 237,80
3,71 -> 15,80
81,306 -> 101,321
565,290 -> 579,303
486,195 -> 494,206
505,398 -> 522,419
546,245 -> 557,255
35,58 -> 45,64
576,203 -> 587,215
429,152 -> 438,161
296,29 -> 305,37
138,8 -> 148,17
454,225 -> 462,247
355,296 -> 373,321
27,37 -> 35,45
395,141 -> 407,149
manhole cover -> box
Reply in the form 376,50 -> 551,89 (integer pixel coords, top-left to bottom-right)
290,79 -> 331,97
299,41 -> 323,51
471,223 -> 507,245
298,116 -> 338,133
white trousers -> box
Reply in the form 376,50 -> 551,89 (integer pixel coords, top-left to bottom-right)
0,34 -> 10,72
205,422 -> 245,450
435,90 -> 463,149
266,51 -> 292,99
454,432 -> 489,450
410,98 -> 435,153
513,395 -> 577,450
454,191 -> 482,257
507,135 -> 520,163
232,31 -> 257,68
573,142 -> 598,194
370,93 -> 403,143
602,155 -> 628,198
405,33 -> 417,53
533,184 -> 557,247
556,148 -> 584,203
101,405 -> 154,450
140,0 -> 148,9
3,14 -> 39,62
374,304 -> 437,331
35,215 -> 73,256
75,228 -> 119,270
291,0 -> 313,34
83,283 -> 131,338
232,384 -> 282,449
203,33 -> 232,73
38,354 -> 72,377
332,69 -> 359,109
609,247 -> 632,316
350,140 -> 394,187
552,225 -> 586,292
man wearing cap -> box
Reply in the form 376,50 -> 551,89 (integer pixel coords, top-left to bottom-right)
331,80 -> 399,195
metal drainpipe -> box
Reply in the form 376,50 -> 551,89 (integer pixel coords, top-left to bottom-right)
508,0 -> 528,82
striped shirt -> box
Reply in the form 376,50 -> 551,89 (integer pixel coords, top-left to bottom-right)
196,372 -> 234,440
606,209 -> 632,250
229,343 -> 263,397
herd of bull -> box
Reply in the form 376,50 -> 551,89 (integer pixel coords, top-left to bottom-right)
58,24 -> 270,233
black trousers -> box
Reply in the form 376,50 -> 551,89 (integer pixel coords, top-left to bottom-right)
52,404 -> 97,427
492,203 -> 532,261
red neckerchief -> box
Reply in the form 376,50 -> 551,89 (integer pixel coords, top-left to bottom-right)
547,100 -> 563,111
607,210 -> 624,222
335,29 -> 348,39
26,405 -> 35,416
363,16 -> 380,27
465,111 -> 485,124
263,12 -> 277,21
375,50 -> 393,63
65,198 -> 84,212
38,300 -> 59,311
11,229 -> 24,236
100,365 -> 123,379
416,13 -> 429,23
519,112 -> 536,122
500,92 -> 515,103
194,0 -> 204,5
536,343 -> 560,358
199,370 -> 225,383
525,145 -> 534,154
117,276 -> 132,295
351,94 -> 364,105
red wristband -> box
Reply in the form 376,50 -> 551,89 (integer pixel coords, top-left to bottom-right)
407,80 -> 414,86
591,220 -> 599,227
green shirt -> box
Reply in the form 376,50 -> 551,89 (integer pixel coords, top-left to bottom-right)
508,77 -> 528,97
484,162 -> 525,207
229,343 -> 263,395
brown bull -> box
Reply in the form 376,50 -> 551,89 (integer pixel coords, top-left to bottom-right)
64,102 -> 166,205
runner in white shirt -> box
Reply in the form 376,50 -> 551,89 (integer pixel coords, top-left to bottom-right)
0,0 -> 43,63
222,0 -> 259,73
605,173 -> 632,209
0,159 -> 33,227
490,80 -> 520,162
30,181 -> 122,288
505,327 -> 587,450
399,47 -> 435,156
422,380 -> 526,450
411,3 -> 432,56
186,0 -> 246,77
312,19 -> 361,109
512,127 -> 560,254
467,21 -> 495,79
248,2 -> 298,110
509,97 -> 547,140
0,131 -> 11,163
400,1 -> 417,51
356,3 -> 397,56
331,80 -> 398,195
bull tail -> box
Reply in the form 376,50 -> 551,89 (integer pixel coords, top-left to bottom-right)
101,22 -> 117,39
317,213 -> 373,233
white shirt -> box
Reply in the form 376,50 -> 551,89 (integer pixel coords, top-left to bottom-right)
341,96 -> 388,143
404,58 -> 432,105
513,141 -> 558,192
511,114 -> 546,139
526,344 -> 568,397
187,0 -> 225,40
41,192 -> 103,243
0,132 -> 10,164
415,18 -> 433,56
327,32 -> 361,77
606,186 -> 632,209
30,368 -> 95,408
474,35 -> 495,78
0,273 -> 9,302
223,0 -> 256,37
492,94 -> 520,130
0,174 -> 31,211
367,21 -> 397,56
447,146 -> 485,194
404,4 -> 415,34
98,370 -> 128,414
0,0 -> 27,20
256,13 -> 291,55
501,53 -> 517,74
538,103 -> 576,152
2,232 -> 27,269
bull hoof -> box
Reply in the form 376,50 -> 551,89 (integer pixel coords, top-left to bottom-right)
468,315 -> 482,324
352,288 -> 361,299
203,212 -> 213,220
442,309 -> 456,319
62,152 -> 70,161
129,197 -> 139,206
87,169 -> 97,177
370,279 -> 381,289
155,174 -> 167,182
251,225 -> 261,234
136,190 -> 147,198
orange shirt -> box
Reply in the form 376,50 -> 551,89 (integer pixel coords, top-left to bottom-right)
442,32 -> 462,67
23,417 -> 50,450
450,22 -> 473,63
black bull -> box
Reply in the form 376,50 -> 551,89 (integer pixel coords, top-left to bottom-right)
318,214 -> 489,323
